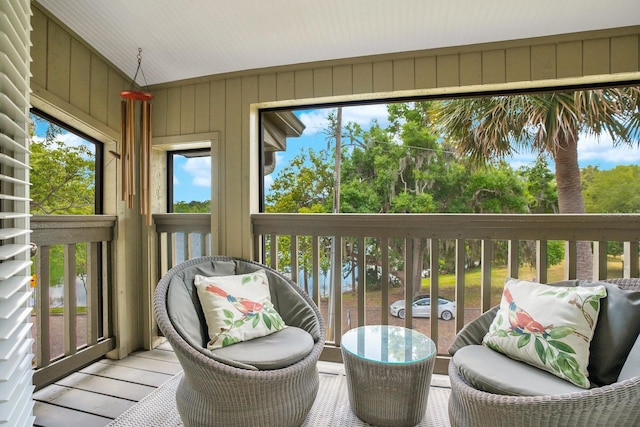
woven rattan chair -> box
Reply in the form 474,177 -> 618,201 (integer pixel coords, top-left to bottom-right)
154,256 -> 326,427
448,278 -> 640,426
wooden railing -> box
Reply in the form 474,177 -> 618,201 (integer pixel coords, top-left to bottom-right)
251,213 -> 640,371
153,213 -> 212,278
31,215 -> 117,389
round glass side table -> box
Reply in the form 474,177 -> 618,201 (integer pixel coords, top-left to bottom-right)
340,325 -> 437,427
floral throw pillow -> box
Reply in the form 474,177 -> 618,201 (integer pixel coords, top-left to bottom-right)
483,278 -> 606,388
194,269 -> 286,349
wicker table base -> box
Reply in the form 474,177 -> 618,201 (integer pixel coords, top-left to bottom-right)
341,325 -> 436,427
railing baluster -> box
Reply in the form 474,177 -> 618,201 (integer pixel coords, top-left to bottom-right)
536,240 -> 548,284
270,234 -> 278,270
593,241 -> 608,280
565,241 -> 577,279
508,240 -> 519,278
356,237 -> 365,328
87,242 -> 100,345
185,233 -> 193,260
330,236 -> 342,345
64,244 -> 77,355
480,240 -> 492,312
624,242 -> 639,278
290,235 -> 298,284
201,233 -> 211,256
380,238 -> 389,326
404,238 -> 414,329
429,239 -> 439,344
103,240 -> 113,338
454,239 -> 465,331
36,245 -> 51,368
169,233 -> 176,268
312,235 -> 319,305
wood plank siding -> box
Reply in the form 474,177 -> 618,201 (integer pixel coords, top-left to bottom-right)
29,2 -> 640,358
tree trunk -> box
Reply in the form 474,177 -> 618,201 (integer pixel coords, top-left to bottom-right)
412,238 -> 428,296
553,133 -> 593,280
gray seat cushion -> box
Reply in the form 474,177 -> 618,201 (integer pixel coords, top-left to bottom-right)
453,345 -> 585,396
167,260 -> 237,348
618,330 -> 640,381
212,326 -> 314,370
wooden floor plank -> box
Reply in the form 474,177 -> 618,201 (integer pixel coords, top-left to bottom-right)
33,401 -> 112,427
99,355 -> 183,375
129,348 -> 180,364
80,362 -> 174,387
33,384 -> 135,419
56,372 -> 156,401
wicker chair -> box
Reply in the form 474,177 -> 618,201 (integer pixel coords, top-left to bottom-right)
154,256 -> 326,427
448,278 -> 640,426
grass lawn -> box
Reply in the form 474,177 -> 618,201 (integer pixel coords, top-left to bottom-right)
344,256 -> 627,308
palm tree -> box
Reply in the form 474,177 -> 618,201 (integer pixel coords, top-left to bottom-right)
433,87 -> 640,279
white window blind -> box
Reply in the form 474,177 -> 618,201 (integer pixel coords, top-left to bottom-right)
0,0 -> 35,425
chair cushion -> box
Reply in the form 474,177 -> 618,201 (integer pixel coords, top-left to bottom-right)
167,260 -> 237,348
618,331 -> 640,381
448,306 -> 499,355
483,278 -> 606,388
195,269 -> 287,349
212,326 -> 314,370
453,345 -> 585,396
579,280 -> 640,385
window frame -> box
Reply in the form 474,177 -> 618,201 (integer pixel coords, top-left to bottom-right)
166,148 -> 211,213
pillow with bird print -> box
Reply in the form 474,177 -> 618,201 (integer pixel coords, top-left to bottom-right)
194,269 -> 286,350
483,278 -> 606,388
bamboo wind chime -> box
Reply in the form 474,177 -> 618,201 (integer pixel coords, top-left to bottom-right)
120,48 -> 154,225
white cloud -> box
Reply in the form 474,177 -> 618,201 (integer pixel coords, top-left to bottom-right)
263,174 -> 273,193
298,104 -> 389,137
182,157 -> 211,187
31,130 -> 92,150
58,132 -> 91,150
577,132 -> 640,165
298,110 -> 330,136
343,104 -> 389,127
503,132 -> 640,170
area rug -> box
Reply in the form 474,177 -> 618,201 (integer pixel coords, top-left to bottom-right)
107,372 -> 451,427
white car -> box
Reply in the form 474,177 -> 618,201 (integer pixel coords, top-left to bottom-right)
389,296 -> 456,321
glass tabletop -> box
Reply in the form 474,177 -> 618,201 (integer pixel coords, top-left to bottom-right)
341,325 -> 436,364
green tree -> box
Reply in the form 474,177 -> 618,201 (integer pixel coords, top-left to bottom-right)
583,165 -> 640,213
30,119 -> 95,215
433,88 -> 640,279
174,200 -> 211,213
265,148 -> 333,213
518,157 -> 558,213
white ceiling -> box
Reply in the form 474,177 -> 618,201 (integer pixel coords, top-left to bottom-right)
36,0 -> 640,86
